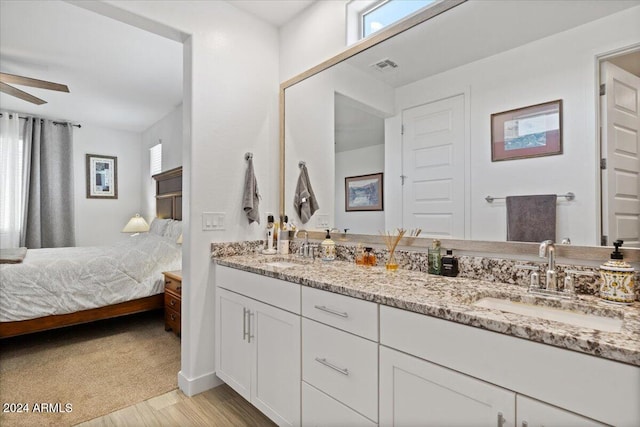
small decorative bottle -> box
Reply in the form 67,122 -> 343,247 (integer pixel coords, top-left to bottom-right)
320,229 -> 336,261
441,249 -> 459,277
599,240 -> 635,304
428,239 -> 442,275
364,247 -> 377,266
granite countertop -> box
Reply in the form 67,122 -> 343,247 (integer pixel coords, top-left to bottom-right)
214,254 -> 640,366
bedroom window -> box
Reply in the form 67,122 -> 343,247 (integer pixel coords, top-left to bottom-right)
150,142 -> 162,176
347,0 -> 437,44
0,116 -> 25,249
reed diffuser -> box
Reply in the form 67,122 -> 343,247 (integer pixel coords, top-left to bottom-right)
381,228 -> 406,271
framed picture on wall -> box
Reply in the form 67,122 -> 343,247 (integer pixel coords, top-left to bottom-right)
345,173 -> 383,211
86,154 -> 118,199
491,99 -> 563,162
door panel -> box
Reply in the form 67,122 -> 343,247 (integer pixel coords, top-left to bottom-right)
402,94 -> 465,238
251,299 -> 301,427
216,288 -> 251,400
602,61 -> 640,246
380,346 -> 515,427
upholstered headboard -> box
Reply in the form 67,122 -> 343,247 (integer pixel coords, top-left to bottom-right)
153,166 -> 182,220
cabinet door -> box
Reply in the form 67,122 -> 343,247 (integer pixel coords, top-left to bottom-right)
215,288 -> 251,401
517,395 -> 606,427
380,346 -> 515,427
251,298 -> 301,427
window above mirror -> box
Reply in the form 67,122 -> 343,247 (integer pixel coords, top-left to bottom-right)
347,0 -> 439,44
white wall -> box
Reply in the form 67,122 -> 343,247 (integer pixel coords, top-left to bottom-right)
100,0 -> 280,396
335,144 -> 385,234
279,0 -> 348,82
73,123 -> 142,246
141,104 -> 183,223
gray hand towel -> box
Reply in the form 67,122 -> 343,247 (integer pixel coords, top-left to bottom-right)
293,165 -> 319,224
506,194 -> 557,242
242,159 -> 260,224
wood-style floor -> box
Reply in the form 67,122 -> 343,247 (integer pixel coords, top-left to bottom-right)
77,384 -> 276,427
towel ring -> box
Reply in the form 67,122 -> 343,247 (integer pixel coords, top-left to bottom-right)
245,152 -> 253,161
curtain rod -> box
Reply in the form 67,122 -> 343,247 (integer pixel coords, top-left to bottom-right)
0,112 -> 81,128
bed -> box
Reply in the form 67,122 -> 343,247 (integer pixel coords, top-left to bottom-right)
0,166 -> 183,338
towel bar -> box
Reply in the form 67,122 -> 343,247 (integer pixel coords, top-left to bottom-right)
485,192 -> 575,203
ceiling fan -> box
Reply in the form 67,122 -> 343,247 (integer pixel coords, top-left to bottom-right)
0,72 -> 69,105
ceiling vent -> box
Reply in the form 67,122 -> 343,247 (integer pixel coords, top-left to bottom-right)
371,58 -> 398,72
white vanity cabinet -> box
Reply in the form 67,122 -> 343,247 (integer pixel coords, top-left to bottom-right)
380,305 -> 640,427
300,286 -> 379,426
380,346 -> 515,426
215,266 -> 301,427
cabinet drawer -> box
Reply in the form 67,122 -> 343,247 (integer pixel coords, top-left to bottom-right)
217,265 -> 300,314
164,308 -> 181,335
164,277 -> 182,294
164,291 -> 181,313
302,381 -> 377,427
302,318 -> 378,422
302,286 -> 378,341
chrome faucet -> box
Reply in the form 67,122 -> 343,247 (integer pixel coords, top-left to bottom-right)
539,240 -> 557,291
297,230 -> 315,259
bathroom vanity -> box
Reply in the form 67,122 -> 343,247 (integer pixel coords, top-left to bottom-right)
213,253 -> 640,427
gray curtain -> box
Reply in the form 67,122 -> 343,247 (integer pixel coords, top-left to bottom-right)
20,118 -> 75,248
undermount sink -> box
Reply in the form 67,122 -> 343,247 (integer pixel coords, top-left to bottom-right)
264,261 -> 301,269
472,297 -> 624,333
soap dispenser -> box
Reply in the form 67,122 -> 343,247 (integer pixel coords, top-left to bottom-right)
320,229 -> 336,261
428,239 -> 442,275
599,240 -> 635,304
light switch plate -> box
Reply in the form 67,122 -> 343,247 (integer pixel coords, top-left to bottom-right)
316,214 -> 329,229
202,212 -> 225,231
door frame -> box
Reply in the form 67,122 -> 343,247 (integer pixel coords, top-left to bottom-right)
594,43 -> 640,246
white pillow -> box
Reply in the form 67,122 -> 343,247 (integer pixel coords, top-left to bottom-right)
164,220 -> 183,241
149,218 -> 171,236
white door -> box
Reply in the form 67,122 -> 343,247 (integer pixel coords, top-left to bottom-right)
517,395 -> 606,427
251,298 -> 301,427
402,94 -> 465,238
215,288 -> 252,400
379,346 -> 515,427
601,61 -> 640,247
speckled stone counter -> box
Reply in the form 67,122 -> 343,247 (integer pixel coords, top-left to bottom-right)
213,253 -> 640,366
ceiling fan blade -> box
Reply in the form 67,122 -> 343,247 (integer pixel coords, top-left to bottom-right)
0,72 -> 69,93
0,82 -> 47,105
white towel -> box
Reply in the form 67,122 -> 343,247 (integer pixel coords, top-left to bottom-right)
293,164 -> 319,224
242,159 -> 260,224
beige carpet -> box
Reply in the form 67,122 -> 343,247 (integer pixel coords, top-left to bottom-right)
0,311 -> 180,427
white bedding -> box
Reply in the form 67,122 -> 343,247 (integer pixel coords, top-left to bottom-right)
0,233 -> 181,322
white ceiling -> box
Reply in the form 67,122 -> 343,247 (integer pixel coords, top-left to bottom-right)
228,0 -> 316,27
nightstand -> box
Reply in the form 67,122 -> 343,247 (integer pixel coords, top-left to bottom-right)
163,270 -> 182,337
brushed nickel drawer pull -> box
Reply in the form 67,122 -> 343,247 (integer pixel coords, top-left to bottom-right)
170,299 -> 176,306
314,357 -> 349,376
313,305 -> 349,318
170,313 -> 176,321
247,310 -> 254,343
243,307 -> 249,341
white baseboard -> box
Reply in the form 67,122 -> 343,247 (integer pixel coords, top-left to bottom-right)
177,370 -> 224,397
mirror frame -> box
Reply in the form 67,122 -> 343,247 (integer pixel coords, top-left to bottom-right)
278,0 -> 640,263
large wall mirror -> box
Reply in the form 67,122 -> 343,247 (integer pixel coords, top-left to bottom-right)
282,0 -> 640,255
